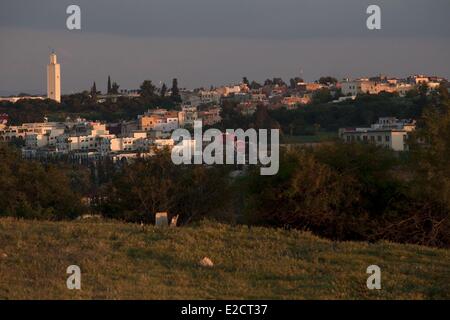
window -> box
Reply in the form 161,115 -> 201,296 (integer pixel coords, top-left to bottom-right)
385,136 -> 390,142
377,136 -> 382,142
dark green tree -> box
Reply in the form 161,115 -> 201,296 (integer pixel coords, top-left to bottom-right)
318,76 -> 338,86
250,81 -> 262,90
160,83 -> 167,97
107,75 -> 112,94
140,80 -> 156,100
91,81 -> 97,99
111,82 -> 120,95
312,88 -> 333,104
171,78 -> 181,103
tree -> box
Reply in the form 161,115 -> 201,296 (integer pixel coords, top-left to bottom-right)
111,82 -> 120,95
140,80 -> 156,100
253,105 -> 280,130
289,77 -> 304,89
289,78 -> 297,89
406,86 -> 450,246
91,81 -> 97,99
250,81 -> 262,90
245,148 -> 362,238
160,83 -> 167,97
171,78 -> 181,103
107,76 -> 112,94
312,88 -> 333,104
100,150 -> 231,224
272,78 -> 286,87
242,77 -> 250,86
318,76 -> 338,86
0,143 -> 85,219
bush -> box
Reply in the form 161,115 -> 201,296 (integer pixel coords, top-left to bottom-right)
99,150 -> 232,224
244,142 -> 450,247
0,143 -> 85,219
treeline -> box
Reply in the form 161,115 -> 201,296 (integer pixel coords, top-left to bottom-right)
0,79 -> 181,125
245,143 -> 449,247
270,91 -> 427,135
0,96 -> 172,125
217,91 -> 428,136
0,143 -> 233,223
0,144 -> 88,219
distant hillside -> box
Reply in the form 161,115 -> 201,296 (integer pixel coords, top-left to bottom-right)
0,218 -> 448,299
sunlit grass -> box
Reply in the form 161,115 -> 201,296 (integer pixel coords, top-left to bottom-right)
0,218 -> 448,299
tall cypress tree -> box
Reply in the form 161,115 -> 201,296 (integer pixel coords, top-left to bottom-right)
107,76 -> 112,94
91,81 -> 97,98
171,78 -> 181,103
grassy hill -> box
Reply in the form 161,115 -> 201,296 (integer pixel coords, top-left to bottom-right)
0,218 -> 448,300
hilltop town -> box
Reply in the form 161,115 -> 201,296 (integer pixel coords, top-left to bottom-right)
1,53 -> 449,162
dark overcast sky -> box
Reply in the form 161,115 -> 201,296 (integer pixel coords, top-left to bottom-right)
1,0 -> 449,94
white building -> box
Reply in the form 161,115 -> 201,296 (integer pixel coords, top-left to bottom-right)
216,85 -> 241,97
341,79 -> 415,97
339,117 -> 416,151
110,131 -> 150,152
47,52 -> 61,103
0,122 -> 66,142
25,128 -> 65,148
56,132 -> 116,154
178,104 -> 198,128
0,96 -> 45,103
137,109 -> 180,133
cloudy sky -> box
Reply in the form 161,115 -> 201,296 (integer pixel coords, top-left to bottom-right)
0,0 -> 449,94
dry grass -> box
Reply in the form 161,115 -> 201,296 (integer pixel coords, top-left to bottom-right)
0,218 -> 448,300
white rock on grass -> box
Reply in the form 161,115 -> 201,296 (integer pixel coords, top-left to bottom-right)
199,257 -> 214,268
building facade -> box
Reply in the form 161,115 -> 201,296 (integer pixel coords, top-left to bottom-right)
339,117 -> 416,151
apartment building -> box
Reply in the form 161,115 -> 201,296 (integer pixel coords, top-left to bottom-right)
55,132 -> 116,154
138,109 -> 180,132
339,117 -> 416,151
0,122 -> 66,141
179,104 -> 198,127
25,128 -> 65,148
280,95 -> 312,108
198,107 -> 222,126
216,85 -> 241,97
341,79 -> 415,97
199,90 -> 221,104
110,131 -> 150,152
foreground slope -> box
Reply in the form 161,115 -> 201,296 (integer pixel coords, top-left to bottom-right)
0,218 -> 448,299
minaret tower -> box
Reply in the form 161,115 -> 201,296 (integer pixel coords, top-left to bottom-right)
47,51 -> 61,102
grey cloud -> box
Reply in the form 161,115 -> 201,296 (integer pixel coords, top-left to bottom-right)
0,0 -> 449,39
0,1 -> 449,94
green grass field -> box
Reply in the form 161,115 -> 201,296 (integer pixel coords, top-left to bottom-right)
0,218 -> 448,299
